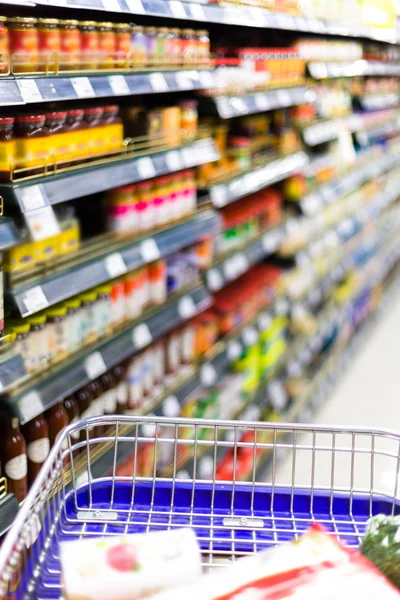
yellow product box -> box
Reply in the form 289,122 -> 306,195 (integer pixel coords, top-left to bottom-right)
37,235 -> 60,263
59,226 -> 80,255
4,242 -> 37,272
233,346 -> 261,394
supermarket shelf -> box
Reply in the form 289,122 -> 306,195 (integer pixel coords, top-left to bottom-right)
302,114 -> 363,146
23,0 -> 394,42
308,61 -> 400,80
0,71 -> 215,107
300,152 -> 400,215
357,93 -> 400,112
0,494 -> 19,537
8,210 -> 219,317
355,121 -> 400,146
2,138 -> 219,212
0,218 -> 21,251
2,284 -> 212,424
208,151 -> 308,208
209,86 -> 313,119
0,353 -> 27,393
205,223 -> 284,292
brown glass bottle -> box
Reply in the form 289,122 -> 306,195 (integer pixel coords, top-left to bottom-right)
0,116 -> 14,182
113,363 -> 127,414
2,418 -> 28,503
87,379 -> 104,436
64,395 -> 80,455
100,370 -> 117,418
46,401 -> 68,448
73,386 -> 94,442
22,414 -> 50,486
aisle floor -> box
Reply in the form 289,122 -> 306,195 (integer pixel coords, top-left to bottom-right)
274,294 -> 400,498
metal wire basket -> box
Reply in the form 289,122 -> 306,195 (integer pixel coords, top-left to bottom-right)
0,415 -> 399,600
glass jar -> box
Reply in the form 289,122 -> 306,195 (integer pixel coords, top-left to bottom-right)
59,19 -> 80,71
65,108 -> 88,163
7,17 -> 39,74
179,100 -> 198,144
37,18 -> 60,73
84,107 -> 105,156
102,105 -> 123,154
229,136 -> 251,170
97,22 -> 115,70
114,23 -> 131,69
144,26 -> 157,67
46,111 -> 68,164
94,284 -> 111,337
0,17 -> 9,74
14,114 -> 49,172
167,28 -> 180,67
78,20 -> 98,70
65,298 -> 82,354
80,291 -> 98,344
155,28 -> 168,66
46,306 -> 68,362
182,29 -> 195,66
105,184 -> 136,236
196,30 -> 210,66
27,314 -> 48,371
131,25 -> 146,68
0,117 -> 14,182
12,323 -> 31,371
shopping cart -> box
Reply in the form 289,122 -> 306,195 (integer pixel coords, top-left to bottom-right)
0,415 -> 399,600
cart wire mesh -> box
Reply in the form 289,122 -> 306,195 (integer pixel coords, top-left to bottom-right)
0,415 -> 399,600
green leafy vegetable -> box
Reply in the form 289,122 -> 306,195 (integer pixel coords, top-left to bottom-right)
360,514 -> 400,588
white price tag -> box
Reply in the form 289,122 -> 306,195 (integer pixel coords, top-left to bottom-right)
242,327 -> 258,347
190,3 -> 206,20
132,323 -> 152,349
136,157 -> 156,180
181,147 -> 196,166
140,238 -> 160,262
20,185 -> 45,211
23,286 -> 48,315
200,364 -> 217,387
17,79 -> 42,103
105,252 -> 127,278
166,150 -> 183,171
71,77 -> 95,98
233,253 -> 248,276
125,0 -> 145,13
255,94 -> 270,111
149,72 -> 168,92
18,391 -> 43,423
163,395 -> 180,418
101,0 -> 120,10
169,0 -> 187,18
108,75 -> 130,95
211,185 -> 228,207
258,312 -> 273,330
227,340 -> 242,361
85,352 -> 107,380
178,295 -> 196,319
176,71 -> 195,90
223,258 -> 236,281
263,231 -> 279,253
206,268 -> 223,291
24,206 -> 60,242
277,90 -> 291,106
199,70 -> 214,88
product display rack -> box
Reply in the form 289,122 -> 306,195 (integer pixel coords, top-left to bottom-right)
0,0 -> 398,533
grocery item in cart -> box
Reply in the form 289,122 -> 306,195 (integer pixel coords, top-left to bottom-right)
61,528 -> 202,600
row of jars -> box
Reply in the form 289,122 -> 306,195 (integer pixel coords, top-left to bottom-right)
0,105 -> 123,180
106,170 -> 197,236
0,16 -> 210,74
9,260 -> 169,375
1,315 -> 201,503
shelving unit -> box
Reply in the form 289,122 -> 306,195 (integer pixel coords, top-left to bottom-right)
0,0 -> 399,535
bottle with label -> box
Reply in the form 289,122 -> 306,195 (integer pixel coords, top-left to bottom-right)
113,363 -> 128,414
59,19 -> 80,71
87,379 -> 104,436
74,386 -> 94,441
37,18 -> 60,73
64,395 -> 79,432
0,117 -> 14,182
46,111 -> 68,165
100,370 -> 117,417
7,17 -> 39,74
65,108 -> 88,165
22,414 -> 50,486
102,105 -> 123,154
2,418 -> 28,503
46,401 -> 68,448
14,114 -> 49,174
84,107 -> 105,157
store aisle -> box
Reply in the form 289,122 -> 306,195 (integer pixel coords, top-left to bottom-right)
274,293 -> 400,495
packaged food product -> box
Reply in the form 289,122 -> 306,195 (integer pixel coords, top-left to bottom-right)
0,116 -> 14,181
114,23 -> 131,68
113,364 -> 128,413
46,401 -> 68,447
97,22 -> 115,69
22,413 -> 50,485
100,370 -> 117,416
102,105 -> 123,154
79,21 -> 98,70
180,101 -> 198,144
27,314 -> 48,370
15,114 -> 48,172
84,107 -> 105,156
60,528 -> 202,600
65,298 -> 82,354
131,25 -> 146,67
46,111 -> 68,163
1,418 -> 27,503
46,306 -> 68,361
149,260 -> 167,305
59,19 -> 80,71
8,17 -> 39,73
0,17 -> 9,74
37,18 -> 60,72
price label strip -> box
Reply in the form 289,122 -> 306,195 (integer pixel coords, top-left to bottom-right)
136,157 -> 156,180
24,206 -> 60,242
85,352 -> 107,380
17,79 -> 42,103
108,75 -> 130,95
178,295 -> 196,319
19,185 -> 46,212
105,252 -> 127,278
140,238 -> 160,262
22,286 -> 49,315
132,323 -> 152,350
18,391 -> 43,424
70,77 -> 95,98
